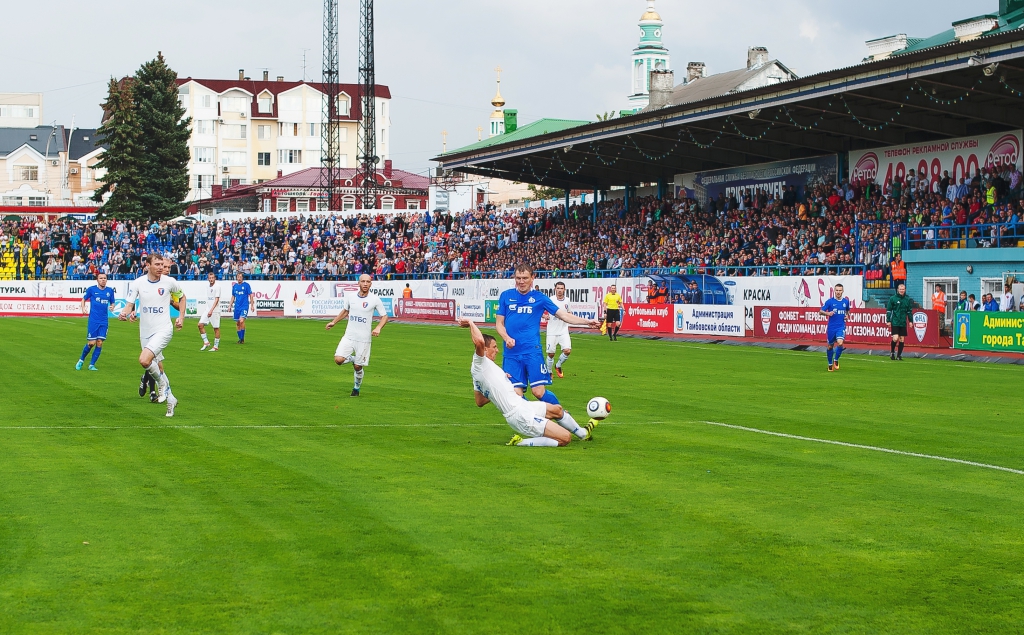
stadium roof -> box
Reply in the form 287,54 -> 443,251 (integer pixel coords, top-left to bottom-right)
448,118 -> 592,154
434,28 -> 1024,191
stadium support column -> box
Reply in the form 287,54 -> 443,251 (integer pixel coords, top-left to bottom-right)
565,190 -> 570,219
624,184 -> 630,214
593,189 -> 598,223
657,178 -> 664,200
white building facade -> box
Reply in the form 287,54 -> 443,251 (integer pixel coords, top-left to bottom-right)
176,73 -> 391,205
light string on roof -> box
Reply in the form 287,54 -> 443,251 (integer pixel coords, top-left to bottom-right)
839,95 -> 902,131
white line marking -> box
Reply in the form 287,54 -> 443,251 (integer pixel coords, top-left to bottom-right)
0,420 -> 658,431
701,420 -> 1024,475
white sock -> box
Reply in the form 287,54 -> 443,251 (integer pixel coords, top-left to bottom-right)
201,333 -> 209,344
557,352 -> 569,369
517,437 -> 559,447
547,353 -> 555,367
159,372 -> 170,392
556,410 -> 587,439
146,361 -> 161,383
354,369 -> 364,389
214,338 -> 220,347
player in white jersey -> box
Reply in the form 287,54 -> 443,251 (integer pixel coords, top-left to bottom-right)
198,271 -> 222,352
119,253 -> 185,417
545,281 -> 573,379
325,274 -> 388,397
461,318 -> 591,446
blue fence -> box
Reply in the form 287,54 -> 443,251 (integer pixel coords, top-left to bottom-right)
35,263 -> 865,282
904,222 -> 1024,250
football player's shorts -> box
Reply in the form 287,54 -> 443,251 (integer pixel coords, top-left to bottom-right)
503,349 -> 552,389
87,322 -> 109,341
545,332 -> 571,353
199,310 -> 221,329
506,400 -> 549,438
141,328 -> 173,362
827,328 -> 846,345
233,307 -> 249,321
336,336 -> 371,366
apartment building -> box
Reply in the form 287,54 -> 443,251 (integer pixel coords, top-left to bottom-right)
177,70 -> 392,204
0,126 -> 64,207
0,94 -> 44,128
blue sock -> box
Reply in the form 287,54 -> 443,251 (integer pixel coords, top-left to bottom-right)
538,389 -> 560,405
80,344 -> 92,361
238,329 -> 244,342
90,346 -> 102,365
827,347 -> 834,365
835,346 -> 844,362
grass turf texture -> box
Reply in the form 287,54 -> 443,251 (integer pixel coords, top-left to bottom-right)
1,318 -> 1022,634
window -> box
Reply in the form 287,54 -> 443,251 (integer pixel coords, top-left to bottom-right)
2,196 -> 21,206
278,122 -> 298,137
342,196 -> 356,210
257,152 -> 271,166
381,196 -> 395,210
258,96 -> 272,113
221,151 -> 247,166
277,199 -> 290,212
223,124 -> 247,139
277,150 -> 301,164
337,95 -> 350,115
16,165 -> 38,181
406,200 -> 421,210
195,120 -> 215,135
309,123 -> 317,137
194,147 -> 215,163
27,197 -> 46,206
178,85 -> 189,96
296,199 -> 309,213
195,174 -> 214,189
380,128 -> 386,147
0,105 -> 37,118
221,96 -> 250,112
201,95 -> 212,108
257,125 -> 272,140
924,277 -> 959,326
339,127 -> 348,142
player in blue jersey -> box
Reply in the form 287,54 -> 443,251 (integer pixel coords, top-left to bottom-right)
228,272 -> 255,344
819,283 -> 851,372
76,272 -> 116,371
495,265 -> 600,433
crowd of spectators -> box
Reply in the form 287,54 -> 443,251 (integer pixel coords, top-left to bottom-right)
0,160 -> 1020,282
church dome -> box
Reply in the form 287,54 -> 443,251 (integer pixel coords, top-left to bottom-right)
639,0 -> 661,22
491,87 -> 505,109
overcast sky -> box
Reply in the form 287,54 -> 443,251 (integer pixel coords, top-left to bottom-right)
2,0 -> 974,175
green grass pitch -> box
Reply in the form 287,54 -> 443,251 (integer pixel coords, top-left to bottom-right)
1,317 -> 1023,634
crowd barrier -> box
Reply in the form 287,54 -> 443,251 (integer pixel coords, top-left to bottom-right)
755,306 -> 942,348
954,311 -> 1024,352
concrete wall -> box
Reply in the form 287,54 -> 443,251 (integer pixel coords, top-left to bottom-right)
903,247 -> 1024,307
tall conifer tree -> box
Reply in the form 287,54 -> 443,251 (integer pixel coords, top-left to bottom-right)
134,53 -> 192,219
92,79 -> 144,219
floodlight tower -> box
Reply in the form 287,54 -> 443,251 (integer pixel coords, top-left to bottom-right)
320,0 -> 341,210
358,0 -> 378,209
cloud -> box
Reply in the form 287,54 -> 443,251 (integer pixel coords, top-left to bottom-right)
799,19 -> 820,41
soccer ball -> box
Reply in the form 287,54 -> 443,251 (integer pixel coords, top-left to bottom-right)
586,397 -> 611,420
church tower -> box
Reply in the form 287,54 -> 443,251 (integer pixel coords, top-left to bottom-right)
628,0 -> 670,110
489,66 -> 506,138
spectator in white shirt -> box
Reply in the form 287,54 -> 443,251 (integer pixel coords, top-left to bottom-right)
1001,284 -> 1017,312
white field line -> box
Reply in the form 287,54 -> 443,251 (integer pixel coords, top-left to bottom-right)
700,420 -> 1024,476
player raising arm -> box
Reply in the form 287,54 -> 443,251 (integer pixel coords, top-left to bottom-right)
325,273 -> 388,397
819,283 -> 851,372
461,317 -> 592,446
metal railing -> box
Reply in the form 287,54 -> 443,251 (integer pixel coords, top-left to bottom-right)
35,263 -> 865,282
904,223 -> 1023,250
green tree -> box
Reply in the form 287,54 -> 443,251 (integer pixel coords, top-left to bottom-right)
92,79 -> 144,219
596,111 -> 618,121
134,53 -> 192,219
94,54 -> 191,221
528,184 -> 565,200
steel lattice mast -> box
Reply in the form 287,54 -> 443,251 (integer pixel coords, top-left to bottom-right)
320,0 -> 341,211
358,0 -> 377,210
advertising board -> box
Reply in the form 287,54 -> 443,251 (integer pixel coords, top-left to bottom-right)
620,303 -> 674,334
849,130 -> 1022,191
953,311 -> 1024,352
0,297 -> 85,317
673,304 -> 745,337
755,306 -> 941,347
456,300 -> 487,323
395,298 -> 456,321
686,156 -> 838,211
